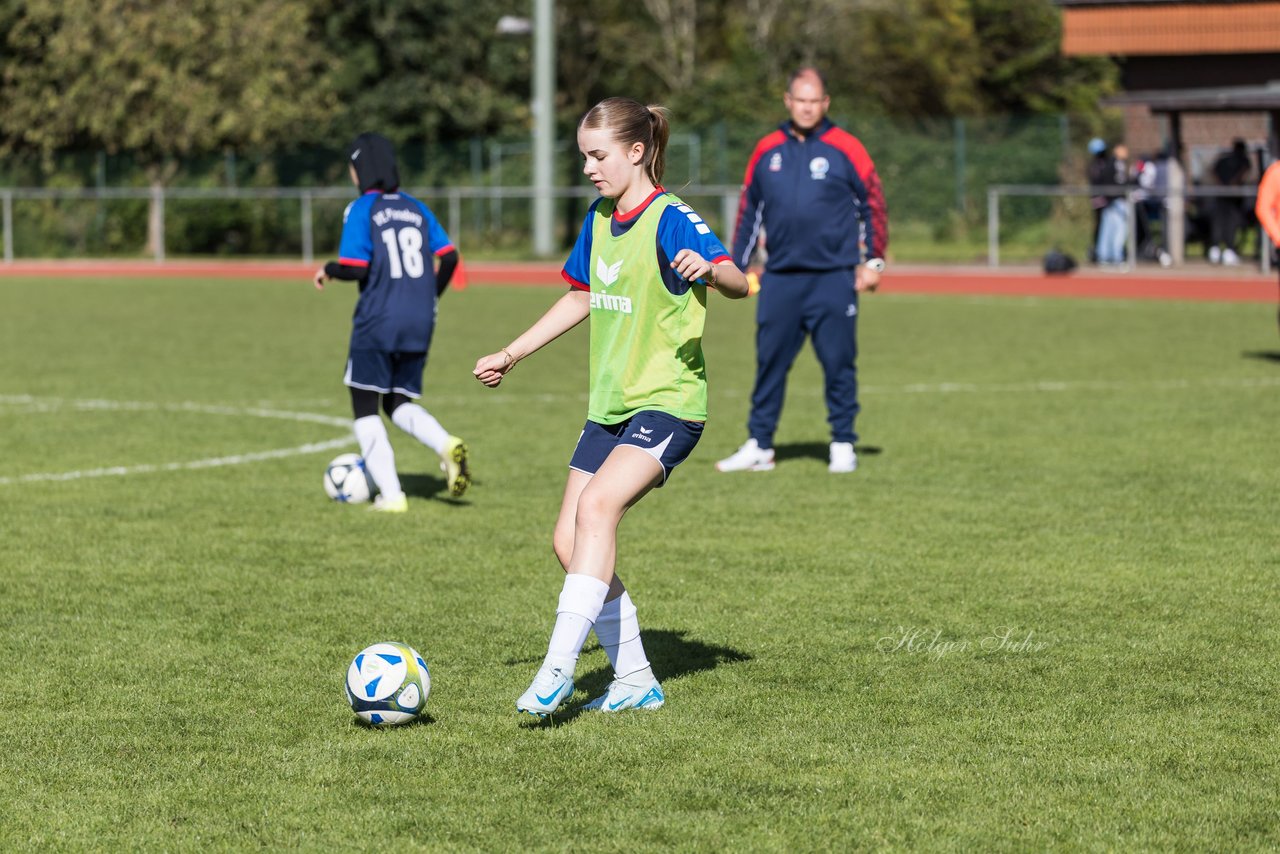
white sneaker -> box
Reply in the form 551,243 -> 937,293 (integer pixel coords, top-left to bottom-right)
516,663 -> 574,718
715,439 -> 776,472
1208,246 -> 1222,264
1222,248 -> 1241,266
581,676 -> 665,712
829,441 -> 857,473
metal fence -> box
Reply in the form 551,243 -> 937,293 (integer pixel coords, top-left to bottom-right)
0,184 -> 742,264
987,184 -> 1273,274
6,181 -> 1273,271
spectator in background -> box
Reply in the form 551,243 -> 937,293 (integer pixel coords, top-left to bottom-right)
1208,139 -> 1251,265
1135,148 -> 1174,267
1095,143 -> 1131,265
1086,137 -> 1111,262
1256,156 -> 1280,332
716,66 -> 888,475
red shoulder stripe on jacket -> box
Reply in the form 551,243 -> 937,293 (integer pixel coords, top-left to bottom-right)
820,127 -> 889,259
734,130 -> 788,246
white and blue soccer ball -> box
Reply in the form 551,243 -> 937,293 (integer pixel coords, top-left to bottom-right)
324,453 -> 373,503
344,642 -> 431,726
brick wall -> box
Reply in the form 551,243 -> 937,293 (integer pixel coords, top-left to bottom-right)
1118,104 -> 1270,179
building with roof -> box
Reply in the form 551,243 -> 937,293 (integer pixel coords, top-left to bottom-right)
1059,0 -> 1280,178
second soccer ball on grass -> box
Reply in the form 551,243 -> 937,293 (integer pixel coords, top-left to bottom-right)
323,453 -> 374,503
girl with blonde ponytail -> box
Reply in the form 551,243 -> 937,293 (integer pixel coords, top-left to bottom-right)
474,97 -> 749,718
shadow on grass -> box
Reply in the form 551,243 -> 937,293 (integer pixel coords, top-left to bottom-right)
517,629 -> 752,728
351,712 -> 437,730
400,472 -> 472,506
774,442 -> 883,464
1241,350 -> 1280,364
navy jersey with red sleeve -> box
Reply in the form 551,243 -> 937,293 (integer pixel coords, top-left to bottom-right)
732,118 -> 888,273
338,190 -> 454,351
562,188 -> 730,293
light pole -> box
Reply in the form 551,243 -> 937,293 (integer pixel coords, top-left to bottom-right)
498,4 -> 556,258
531,0 -> 556,257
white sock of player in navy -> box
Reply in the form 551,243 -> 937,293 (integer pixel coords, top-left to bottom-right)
353,415 -> 403,499
593,591 -> 654,683
543,573 -> 610,674
390,402 -> 450,456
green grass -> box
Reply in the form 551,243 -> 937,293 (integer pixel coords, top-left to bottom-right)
2,275 -> 1279,850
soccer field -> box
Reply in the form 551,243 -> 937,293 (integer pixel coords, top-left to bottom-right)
2,274 -> 1278,850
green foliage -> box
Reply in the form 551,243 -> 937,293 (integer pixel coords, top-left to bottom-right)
2,276 -> 1279,848
317,0 -> 530,144
0,0 -> 335,165
971,0 -> 1119,116
861,0 -> 985,116
1,0 -> 1115,163
0,0 -> 1120,259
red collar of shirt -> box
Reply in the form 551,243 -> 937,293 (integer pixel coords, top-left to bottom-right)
613,186 -> 665,223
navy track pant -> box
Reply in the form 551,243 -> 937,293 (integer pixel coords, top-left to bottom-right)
747,268 -> 860,448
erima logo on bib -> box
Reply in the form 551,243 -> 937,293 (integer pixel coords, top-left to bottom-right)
590,292 -> 633,314
596,257 -> 623,286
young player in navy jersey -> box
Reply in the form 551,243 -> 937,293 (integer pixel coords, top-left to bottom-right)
474,98 -> 750,717
314,133 -> 469,512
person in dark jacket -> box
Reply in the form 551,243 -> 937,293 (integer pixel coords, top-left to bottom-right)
1086,137 -> 1111,262
716,67 -> 888,475
1207,139 -> 1251,265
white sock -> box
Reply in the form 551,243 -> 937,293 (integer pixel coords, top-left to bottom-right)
544,574 -> 610,673
593,591 -> 652,680
353,415 -> 402,498
390,402 -> 450,456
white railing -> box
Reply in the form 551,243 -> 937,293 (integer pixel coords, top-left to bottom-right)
0,184 -> 743,264
987,184 -> 1273,274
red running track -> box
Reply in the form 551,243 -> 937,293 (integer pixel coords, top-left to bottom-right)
1,259 -> 1276,303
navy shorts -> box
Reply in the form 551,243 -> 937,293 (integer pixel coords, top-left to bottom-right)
344,350 -> 427,397
569,411 -> 704,486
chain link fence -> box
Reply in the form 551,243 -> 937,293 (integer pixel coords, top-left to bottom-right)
2,115 -> 1100,263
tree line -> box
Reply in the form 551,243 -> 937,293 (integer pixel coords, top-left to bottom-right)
0,0 -> 1115,183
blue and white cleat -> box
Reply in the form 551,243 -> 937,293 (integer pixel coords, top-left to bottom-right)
581,677 -> 665,712
516,664 -> 574,718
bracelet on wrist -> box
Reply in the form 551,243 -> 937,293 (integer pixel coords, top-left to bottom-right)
500,347 -> 516,371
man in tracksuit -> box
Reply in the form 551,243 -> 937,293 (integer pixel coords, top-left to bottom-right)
716,67 -> 888,474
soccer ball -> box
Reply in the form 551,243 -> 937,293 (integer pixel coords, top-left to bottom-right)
324,453 -> 373,503
345,642 -> 431,726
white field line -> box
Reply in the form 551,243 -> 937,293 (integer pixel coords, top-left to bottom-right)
3,376 -> 1276,484
358,374 -> 1280,407
0,397 -> 352,486
0,396 -> 351,427
871,375 -> 1280,395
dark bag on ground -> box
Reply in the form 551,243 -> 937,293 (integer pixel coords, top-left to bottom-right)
1042,249 -> 1077,275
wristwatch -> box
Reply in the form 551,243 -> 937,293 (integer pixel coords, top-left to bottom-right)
863,258 -> 886,274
